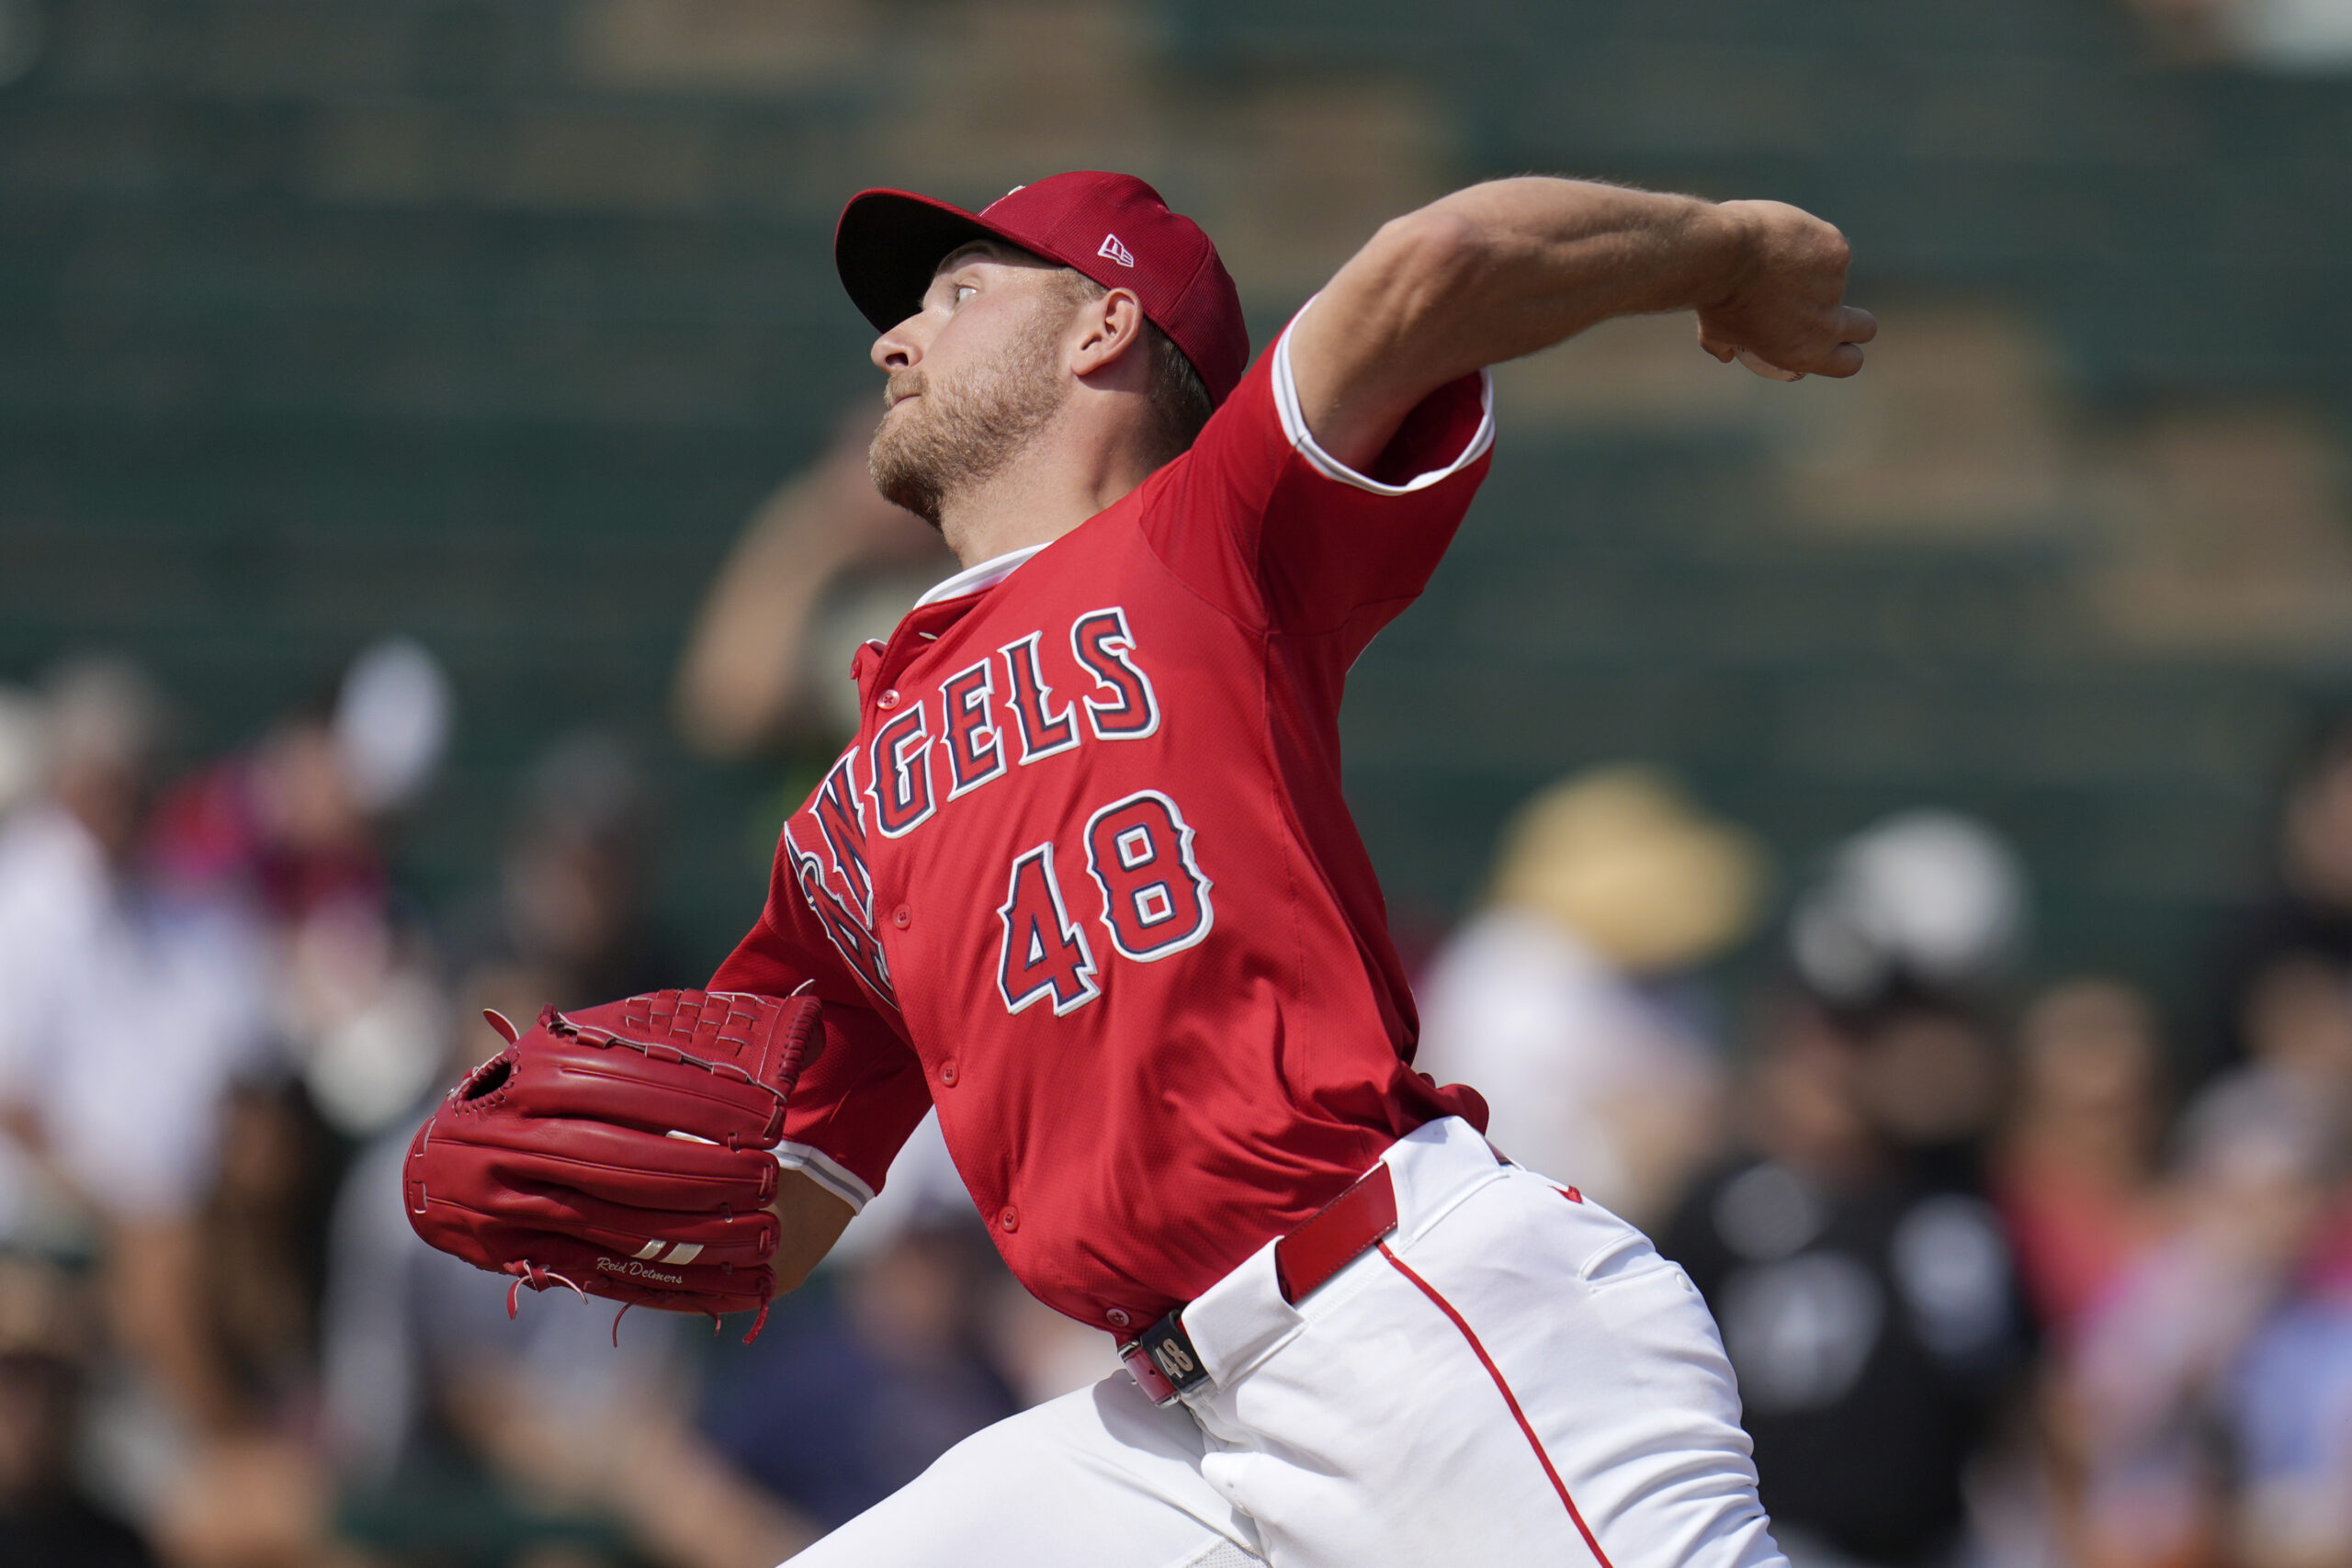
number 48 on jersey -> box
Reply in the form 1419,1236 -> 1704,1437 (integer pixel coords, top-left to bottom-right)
996,789 -> 1214,1017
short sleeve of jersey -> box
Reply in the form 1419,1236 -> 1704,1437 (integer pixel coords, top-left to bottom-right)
709,908 -> 932,1213
1137,301 -> 1495,643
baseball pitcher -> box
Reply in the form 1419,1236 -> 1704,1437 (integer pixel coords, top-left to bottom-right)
406,169 -> 1873,1566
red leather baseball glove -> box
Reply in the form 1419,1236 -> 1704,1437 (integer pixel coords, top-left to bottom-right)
403,987 -> 818,1340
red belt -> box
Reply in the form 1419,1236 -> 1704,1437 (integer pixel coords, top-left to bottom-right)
1118,1160 -> 1399,1405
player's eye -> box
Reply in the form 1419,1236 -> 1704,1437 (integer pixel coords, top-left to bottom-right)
954,284 -> 978,304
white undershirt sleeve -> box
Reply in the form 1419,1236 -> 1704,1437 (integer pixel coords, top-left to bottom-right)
774,1139 -> 878,1213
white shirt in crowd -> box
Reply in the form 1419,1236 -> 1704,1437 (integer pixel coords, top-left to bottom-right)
1414,907 -> 1724,1221
0,801 -> 272,1234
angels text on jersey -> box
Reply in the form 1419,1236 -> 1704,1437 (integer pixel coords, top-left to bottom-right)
784,604 -> 1215,1016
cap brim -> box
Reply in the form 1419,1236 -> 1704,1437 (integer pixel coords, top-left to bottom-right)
835,189 -> 1013,334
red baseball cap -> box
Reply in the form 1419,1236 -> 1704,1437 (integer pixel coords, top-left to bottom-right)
834,171 -> 1250,407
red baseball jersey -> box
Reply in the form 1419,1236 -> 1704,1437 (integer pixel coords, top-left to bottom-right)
711,312 -> 1495,1332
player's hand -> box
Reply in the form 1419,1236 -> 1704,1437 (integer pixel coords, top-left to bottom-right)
1695,200 -> 1877,379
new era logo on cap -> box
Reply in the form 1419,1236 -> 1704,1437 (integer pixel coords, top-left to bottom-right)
1097,233 -> 1136,268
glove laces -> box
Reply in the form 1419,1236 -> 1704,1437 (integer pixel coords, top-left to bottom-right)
502,1258 -> 587,1318
502,1261 -> 773,1347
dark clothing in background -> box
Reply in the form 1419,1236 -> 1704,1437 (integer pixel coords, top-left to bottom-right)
1663,1156 -> 2028,1566
442,892 -> 684,1018
700,1281 -> 1020,1529
2203,889 -> 2352,1072
0,1498 -> 155,1568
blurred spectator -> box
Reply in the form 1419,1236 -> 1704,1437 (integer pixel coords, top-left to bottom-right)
0,1256 -> 153,1566
0,658 -> 272,1346
0,1350 -> 153,1566
150,638 -> 451,925
2002,715 -> 2352,1568
683,1103 -> 1104,1534
0,659 -> 352,1565
149,638 -> 455,1142
1666,991 -> 2031,1568
322,733 -> 807,1568
2052,1083 -> 2338,1568
449,732 -> 678,1016
137,645 -> 453,1567
1415,764 -> 1760,1228
2205,716 -> 2352,1077
1993,980 -> 2173,1337
323,1123 -> 810,1568
2033,862 -> 2352,1568
820,1109 -> 1122,1412
198,1082 -> 337,1439
701,1214 -> 1021,1531
0,683 -> 40,819
1788,811 -> 2026,1032
1663,811 -> 2032,1568
2178,951 -> 2352,1232
1782,810 -> 2026,1165
2220,1262 -> 2352,1568
673,411 -> 952,757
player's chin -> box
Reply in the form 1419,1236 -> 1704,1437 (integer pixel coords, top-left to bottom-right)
876,398 -> 932,451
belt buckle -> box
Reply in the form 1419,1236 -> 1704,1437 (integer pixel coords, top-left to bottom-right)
1118,1306 -> 1209,1407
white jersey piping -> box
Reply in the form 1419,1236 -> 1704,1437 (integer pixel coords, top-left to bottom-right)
1272,296 -> 1497,496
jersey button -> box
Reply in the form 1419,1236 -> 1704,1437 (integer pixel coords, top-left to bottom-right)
1106,1307 -> 1132,1329
876,688 -> 900,710
892,905 -> 911,930
999,1206 -> 1019,1233
938,1059 -> 957,1088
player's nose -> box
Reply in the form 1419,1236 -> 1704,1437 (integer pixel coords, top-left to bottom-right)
871,315 -> 923,373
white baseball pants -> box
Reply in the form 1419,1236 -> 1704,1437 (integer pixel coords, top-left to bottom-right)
785,1116 -> 1785,1568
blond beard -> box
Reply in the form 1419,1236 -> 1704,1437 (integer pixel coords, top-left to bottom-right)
869,306 -> 1069,529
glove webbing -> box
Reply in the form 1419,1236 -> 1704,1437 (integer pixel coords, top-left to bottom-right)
537,987 -> 799,1149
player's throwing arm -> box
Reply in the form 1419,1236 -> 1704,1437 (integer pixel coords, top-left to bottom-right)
1290,180 -> 1873,473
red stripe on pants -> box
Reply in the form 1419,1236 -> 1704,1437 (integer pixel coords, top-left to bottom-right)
1378,1241 -> 1616,1568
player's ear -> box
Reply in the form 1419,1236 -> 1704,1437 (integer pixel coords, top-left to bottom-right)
1070,288 -> 1148,382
